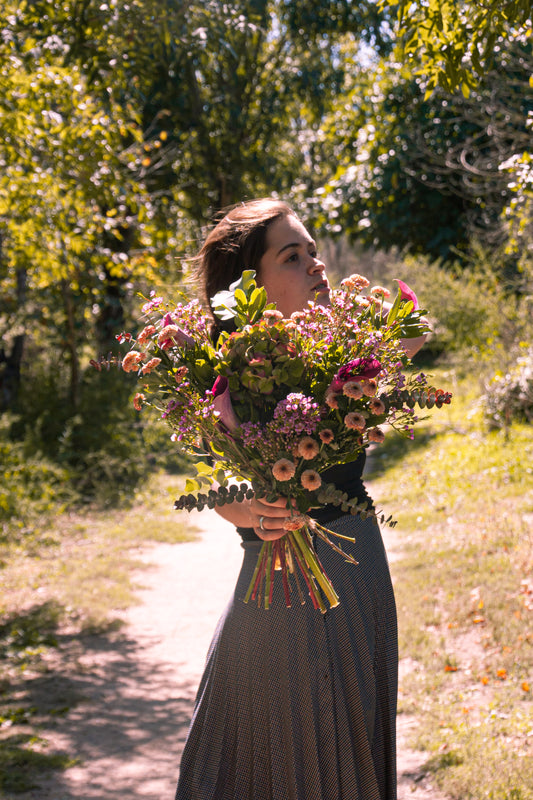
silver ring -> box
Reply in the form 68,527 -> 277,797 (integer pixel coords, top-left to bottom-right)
259,515 -> 265,531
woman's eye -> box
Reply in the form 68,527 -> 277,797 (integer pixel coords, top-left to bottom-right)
286,253 -> 298,263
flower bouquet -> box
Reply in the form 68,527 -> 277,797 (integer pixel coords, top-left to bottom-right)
114,271 -> 451,612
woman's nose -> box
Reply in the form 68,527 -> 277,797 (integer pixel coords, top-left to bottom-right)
308,255 -> 325,273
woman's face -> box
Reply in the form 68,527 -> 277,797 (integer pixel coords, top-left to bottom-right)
258,215 -> 330,317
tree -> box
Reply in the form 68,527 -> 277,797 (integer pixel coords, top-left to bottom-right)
383,0 -> 533,95
298,33 -> 533,263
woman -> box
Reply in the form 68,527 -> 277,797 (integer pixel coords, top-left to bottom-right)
175,199 -> 426,800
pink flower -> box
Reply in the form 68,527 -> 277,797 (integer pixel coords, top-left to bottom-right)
361,378 -> 378,397
157,324 -> 194,350
329,358 -> 382,393
368,427 -> 385,443
395,279 -> 419,310
122,351 -> 143,372
272,458 -> 296,481
369,398 -> 386,415
297,436 -> 320,460
319,428 -> 335,444
141,357 -> 161,375
212,376 -> 240,432
342,381 -> 363,400
344,412 -> 366,432
325,391 -> 339,409
301,469 -> 322,491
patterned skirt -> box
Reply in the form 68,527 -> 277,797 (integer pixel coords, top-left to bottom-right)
175,513 -> 398,800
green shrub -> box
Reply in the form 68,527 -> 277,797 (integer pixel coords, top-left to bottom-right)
482,346 -> 533,429
0,417 -> 76,541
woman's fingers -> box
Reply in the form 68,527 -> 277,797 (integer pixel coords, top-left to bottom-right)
250,496 -> 296,540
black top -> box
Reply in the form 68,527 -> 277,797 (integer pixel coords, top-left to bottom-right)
237,450 -> 372,541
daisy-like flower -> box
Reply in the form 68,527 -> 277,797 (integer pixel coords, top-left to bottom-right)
141,357 -> 162,375
297,436 -> 320,460
136,325 -> 157,346
361,378 -> 378,397
122,351 -> 143,372
290,311 -> 306,323
272,458 -> 296,481
343,381 -> 364,400
301,469 -> 322,491
319,428 -> 335,444
369,398 -> 386,415
283,515 -> 307,531
325,391 -> 339,409
133,392 -> 145,411
368,427 -> 385,443
344,412 -> 366,432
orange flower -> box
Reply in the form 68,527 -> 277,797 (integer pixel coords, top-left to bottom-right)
301,469 -> 322,491
297,437 -> 320,460
133,392 -> 145,411
325,391 -> 339,409
521,681 -> 531,692
283,515 -> 307,531
368,427 -> 385,443
342,381 -> 363,400
370,285 -> 391,298
319,428 -> 335,444
369,398 -> 386,415
272,458 -> 296,481
122,351 -> 143,372
361,378 -> 378,397
496,668 -> 507,680
136,324 -> 157,346
480,675 -> 490,685
141,357 -> 162,375
344,412 -> 366,431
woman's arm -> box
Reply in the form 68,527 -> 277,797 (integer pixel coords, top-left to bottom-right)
214,494 -> 291,541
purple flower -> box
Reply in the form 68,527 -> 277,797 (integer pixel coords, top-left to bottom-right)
395,280 -> 419,310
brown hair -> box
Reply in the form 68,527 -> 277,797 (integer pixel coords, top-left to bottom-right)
195,198 -> 296,317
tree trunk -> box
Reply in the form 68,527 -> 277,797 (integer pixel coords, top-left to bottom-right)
0,232 -> 26,411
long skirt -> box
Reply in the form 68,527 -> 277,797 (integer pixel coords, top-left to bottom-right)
175,513 -> 398,800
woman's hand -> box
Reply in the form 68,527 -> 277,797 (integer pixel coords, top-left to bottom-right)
249,495 -> 293,541
214,493 -> 293,540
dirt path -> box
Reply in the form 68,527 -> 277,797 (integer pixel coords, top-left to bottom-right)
21,508 -> 446,800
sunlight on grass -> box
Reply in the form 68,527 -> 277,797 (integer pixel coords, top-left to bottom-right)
368,368 -> 533,800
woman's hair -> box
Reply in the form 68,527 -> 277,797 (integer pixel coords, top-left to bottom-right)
195,198 -> 296,314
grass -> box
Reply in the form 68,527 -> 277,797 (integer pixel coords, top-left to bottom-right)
367,366 -> 533,800
0,471 -> 197,797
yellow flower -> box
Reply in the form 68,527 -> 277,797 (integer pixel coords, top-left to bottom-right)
272,458 -> 296,481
